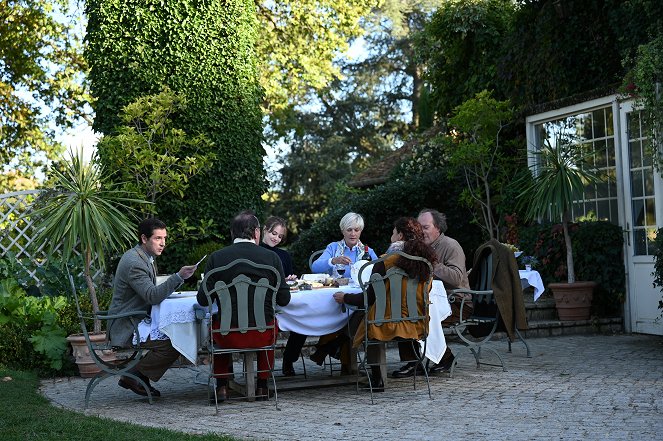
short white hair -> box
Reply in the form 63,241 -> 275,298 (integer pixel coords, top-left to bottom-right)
339,212 -> 364,231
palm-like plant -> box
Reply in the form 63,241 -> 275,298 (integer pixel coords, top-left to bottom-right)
517,140 -> 603,283
32,149 -> 148,333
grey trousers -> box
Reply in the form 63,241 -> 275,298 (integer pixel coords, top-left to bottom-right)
136,338 -> 181,381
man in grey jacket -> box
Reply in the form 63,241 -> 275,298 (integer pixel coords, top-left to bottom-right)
108,218 -> 197,398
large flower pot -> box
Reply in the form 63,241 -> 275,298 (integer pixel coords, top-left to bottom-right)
549,281 -> 596,321
66,332 -> 116,378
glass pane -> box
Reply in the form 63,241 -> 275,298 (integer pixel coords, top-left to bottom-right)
629,140 -> 642,169
634,229 -> 646,256
631,169 -> 643,198
645,170 -> 654,196
645,198 -> 657,226
585,183 -> 596,199
643,138 -> 652,167
607,138 -> 615,166
597,200 -> 609,221
594,140 -> 607,168
610,201 -> 618,224
592,109 -> 605,138
605,107 -> 614,136
596,181 -> 608,198
576,113 -> 592,139
632,199 -> 645,226
608,180 -> 617,198
628,112 -> 641,138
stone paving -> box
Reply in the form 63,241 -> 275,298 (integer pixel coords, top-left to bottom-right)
41,334 -> 663,441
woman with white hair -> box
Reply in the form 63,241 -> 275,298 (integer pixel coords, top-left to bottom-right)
310,212 -> 378,276
281,212 -> 378,377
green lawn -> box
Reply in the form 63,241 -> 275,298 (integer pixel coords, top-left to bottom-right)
0,367 -> 237,441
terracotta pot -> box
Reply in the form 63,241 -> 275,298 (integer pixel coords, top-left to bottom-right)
66,333 -> 116,378
549,281 -> 596,321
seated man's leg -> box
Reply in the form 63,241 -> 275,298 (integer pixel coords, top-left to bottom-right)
136,338 -> 181,381
119,338 -> 179,397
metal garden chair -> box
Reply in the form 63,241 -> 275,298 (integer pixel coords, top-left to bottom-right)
200,259 -> 281,413
67,272 -> 154,408
355,251 -> 433,404
308,249 -> 324,271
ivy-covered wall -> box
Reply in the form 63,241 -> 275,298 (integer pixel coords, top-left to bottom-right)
85,0 -> 265,269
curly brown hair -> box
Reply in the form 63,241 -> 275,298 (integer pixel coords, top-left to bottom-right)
392,217 -> 437,281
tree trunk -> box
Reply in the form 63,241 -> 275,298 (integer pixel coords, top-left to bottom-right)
85,248 -> 101,333
562,212 -> 575,283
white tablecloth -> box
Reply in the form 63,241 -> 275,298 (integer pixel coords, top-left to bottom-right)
136,291 -> 201,364
519,270 -> 545,301
421,280 -> 452,364
278,286 -> 362,335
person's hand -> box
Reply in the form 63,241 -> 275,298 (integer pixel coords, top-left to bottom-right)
332,256 -> 352,265
178,264 -> 197,280
333,291 -> 345,304
286,274 -> 298,281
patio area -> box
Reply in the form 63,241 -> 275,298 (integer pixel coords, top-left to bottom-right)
41,334 -> 663,441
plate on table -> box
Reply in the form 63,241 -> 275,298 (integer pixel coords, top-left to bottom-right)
169,291 -> 197,299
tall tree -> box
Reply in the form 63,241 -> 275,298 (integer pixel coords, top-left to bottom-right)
257,0 -> 380,117
268,0 -> 441,234
0,0 -> 89,190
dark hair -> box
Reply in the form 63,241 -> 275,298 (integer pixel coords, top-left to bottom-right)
418,208 -> 448,234
395,239 -> 438,281
231,210 -> 260,241
138,218 -> 167,242
263,216 -> 288,242
393,217 -> 424,242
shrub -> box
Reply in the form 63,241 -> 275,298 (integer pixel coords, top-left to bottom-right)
518,221 -> 625,317
0,278 -> 71,374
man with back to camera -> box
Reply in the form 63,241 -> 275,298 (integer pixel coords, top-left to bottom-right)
392,208 -> 471,378
197,210 -> 291,402
108,218 -> 197,398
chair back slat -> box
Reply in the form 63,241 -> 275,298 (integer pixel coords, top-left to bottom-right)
202,259 -> 280,336
371,274 -> 388,324
362,251 -> 432,327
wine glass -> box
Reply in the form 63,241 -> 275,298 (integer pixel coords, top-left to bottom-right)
336,265 -> 346,277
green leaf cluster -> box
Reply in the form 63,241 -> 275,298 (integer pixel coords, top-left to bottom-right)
96,88 -> 216,212
0,0 -> 90,187
0,277 -> 69,372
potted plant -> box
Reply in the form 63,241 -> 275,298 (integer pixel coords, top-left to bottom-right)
31,149 -> 147,374
516,140 -> 603,320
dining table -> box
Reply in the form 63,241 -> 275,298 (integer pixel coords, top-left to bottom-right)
135,280 -> 452,368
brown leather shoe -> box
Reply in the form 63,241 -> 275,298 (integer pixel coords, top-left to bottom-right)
255,387 -> 272,401
119,376 -> 151,397
309,349 -> 327,366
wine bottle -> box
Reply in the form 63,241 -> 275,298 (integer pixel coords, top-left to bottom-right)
362,245 -> 372,261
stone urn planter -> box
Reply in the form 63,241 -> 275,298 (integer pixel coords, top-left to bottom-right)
549,281 -> 596,321
67,332 -> 116,378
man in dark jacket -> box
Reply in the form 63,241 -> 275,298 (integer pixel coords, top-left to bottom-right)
197,210 -> 291,402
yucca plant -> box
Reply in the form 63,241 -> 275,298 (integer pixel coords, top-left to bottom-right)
516,140 -> 603,283
32,149 -> 149,333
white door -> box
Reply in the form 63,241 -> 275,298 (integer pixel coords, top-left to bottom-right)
619,102 -> 663,335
